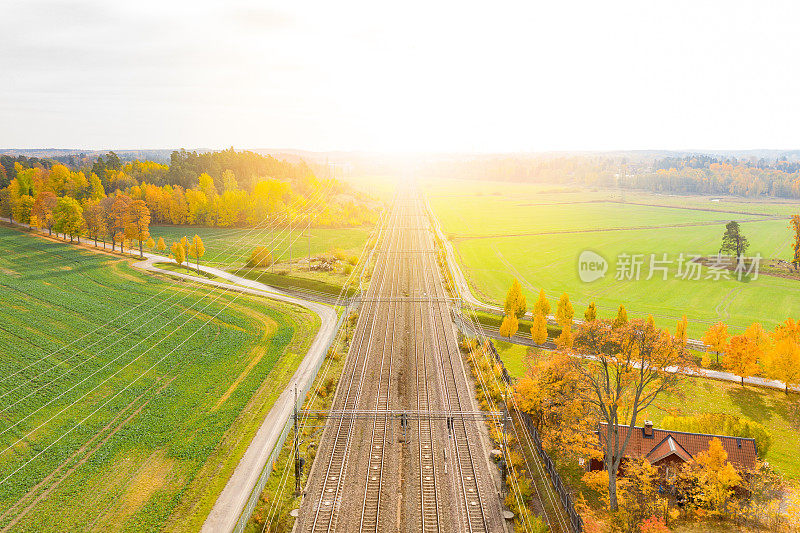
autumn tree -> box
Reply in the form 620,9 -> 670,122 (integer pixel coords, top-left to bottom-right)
533,289 -> 550,317
572,319 -> 690,511
515,350 -> 593,455
720,220 -> 749,259
145,237 -> 155,250
503,279 -> 527,319
247,246 -> 273,267
703,322 -> 729,365
187,234 -> 205,272
530,311 -> 548,345
498,314 -> 518,339
673,315 -> 688,346
613,304 -> 628,329
125,199 -> 151,258
31,191 -> 58,235
171,241 -> 185,267
724,334 -> 760,384
156,237 -> 166,253
83,200 -> 106,247
52,196 -> 85,243
677,438 -> 741,516
767,320 -> 800,393
584,302 -> 597,322
790,215 -> 800,271
100,193 -> 131,252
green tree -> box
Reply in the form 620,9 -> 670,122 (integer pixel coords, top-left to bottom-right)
720,220 -> 749,259
504,279 -> 527,319
52,196 -> 85,243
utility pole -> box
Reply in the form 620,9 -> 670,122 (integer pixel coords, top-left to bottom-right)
294,385 -> 301,496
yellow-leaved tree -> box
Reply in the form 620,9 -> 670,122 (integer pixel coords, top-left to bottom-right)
584,302 -> 597,322
498,314 -> 518,339
724,334 -> 760,385
678,438 -> 741,516
767,319 -> 800,393
156,236 -> 166,253
675,315 -> 688,345
504,279 -> 527,319
555,293 -> 574,348
703,322 -> 729,365
613,304 -> 628,329
533,289 -> 550,317
187,234 -> 205,273
530,311 -> 548,345
171,241 -> 185,267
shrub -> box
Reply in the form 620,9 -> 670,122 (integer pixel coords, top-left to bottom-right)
660,413 -> 772,456
247,246 -> 273,267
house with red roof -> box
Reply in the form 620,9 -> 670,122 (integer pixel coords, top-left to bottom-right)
589,421 -> 758,480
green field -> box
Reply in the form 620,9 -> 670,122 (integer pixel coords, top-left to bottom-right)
148,225 -> 373,268
0,226 -> 319,531
426,179 -> 800,337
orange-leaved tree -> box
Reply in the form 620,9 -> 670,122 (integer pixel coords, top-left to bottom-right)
573,318 -> 691,512
702,322 -> 729,365
724,334 -> 760,385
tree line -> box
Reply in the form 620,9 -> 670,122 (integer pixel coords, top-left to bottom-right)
0,150 -> 379,237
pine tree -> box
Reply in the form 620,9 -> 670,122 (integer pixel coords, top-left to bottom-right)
720,220 -> 749,259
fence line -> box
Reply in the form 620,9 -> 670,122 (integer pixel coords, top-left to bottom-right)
486,340 -> 585,533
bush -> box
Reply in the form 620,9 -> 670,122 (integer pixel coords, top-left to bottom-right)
247,246 -> 273,267
660,413 -> 772,456
332,248 -> 347,261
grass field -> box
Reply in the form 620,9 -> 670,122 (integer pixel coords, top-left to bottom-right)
148,225 -> 373,268
493,342 -> 800,480
426,178 -> 800,337
0,226 -> 319,531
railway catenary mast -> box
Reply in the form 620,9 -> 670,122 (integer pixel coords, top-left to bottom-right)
296,185 -> 506,532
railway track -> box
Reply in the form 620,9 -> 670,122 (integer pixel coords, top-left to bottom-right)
297,188 -> 505,533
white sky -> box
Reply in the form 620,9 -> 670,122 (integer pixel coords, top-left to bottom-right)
1,0 -> 799,153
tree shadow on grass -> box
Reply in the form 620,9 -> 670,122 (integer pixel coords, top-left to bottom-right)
726,385 -> 773,424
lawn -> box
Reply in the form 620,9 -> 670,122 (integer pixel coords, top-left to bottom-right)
0,226 -> 319,531
148,225 -> 373,268
425,179 -> 800,338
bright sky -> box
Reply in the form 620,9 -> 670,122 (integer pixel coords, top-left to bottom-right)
2,0 -> 799,153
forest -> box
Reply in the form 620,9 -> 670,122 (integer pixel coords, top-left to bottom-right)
423,152 -> 800,198
0,149 -> 379,240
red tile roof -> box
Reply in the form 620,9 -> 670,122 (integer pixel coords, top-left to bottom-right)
645,435 -> 693,464
597,423 -> 757,470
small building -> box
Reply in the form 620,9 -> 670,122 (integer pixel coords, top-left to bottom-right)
589,421 -> 758,478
